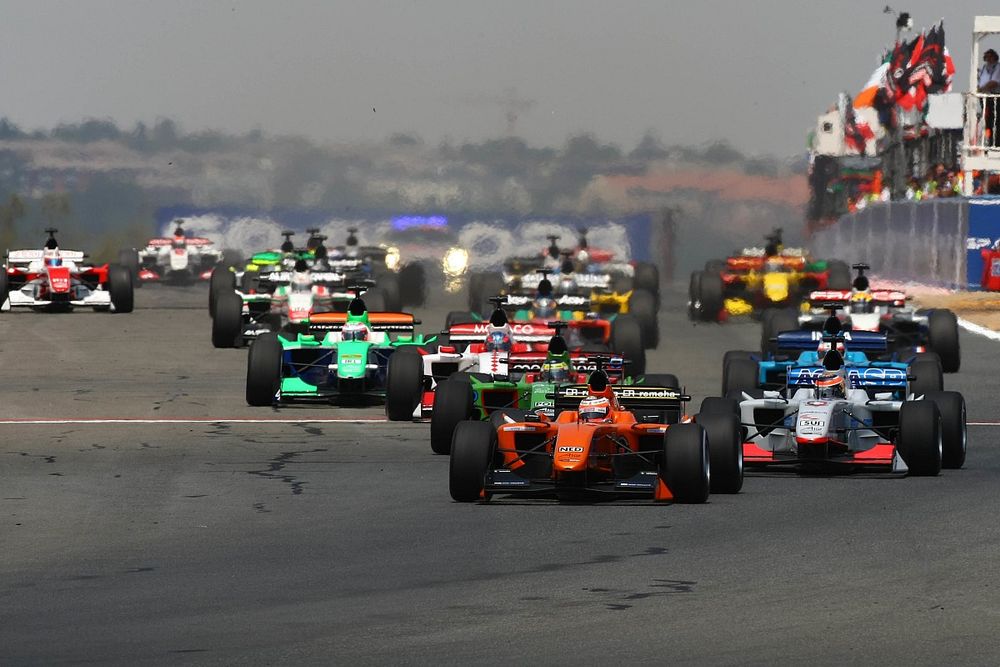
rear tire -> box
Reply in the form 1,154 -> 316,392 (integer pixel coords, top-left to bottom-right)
362,287 -> 386,313
699,396 -> 740,416
385,348 -> 424,421
761,309 -> 798,355
826,260 -> 851,290
687,271 -> 702,321
722,358 -> 759,397
246,333 -> 282,406
430,379 -> 474,454
108,264 -> 134,313
629,288 -> 659,348
633,262 -> 659,298
212,290 -> 243,348
928,309 -> 960,373
696,411 -> 743,493
638,373 -> 679,388
398,262 -> 427,307
898,400 -> 942,476
697,271 -> 724,322
909,356 -> 943,396
118,249 -> 140,287
446,310 -> 475,329
611,315 -> 646,376
449,420 -> 495,502
376,273 -> 402,311
662,423 -> 710,503
923,391 -> 966,469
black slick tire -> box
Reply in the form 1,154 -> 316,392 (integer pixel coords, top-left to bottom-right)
108,264 -> 134,313
698,271 -> 724,322
385,348 -> 424,421
923,390 -> 966,469
898,399 -> 942,476
611,315 -> 645,376
927,309 -> 961,373
449,420 -> 495,502
661,423 -> 710,503
826,260 -> 851,290
246,333 -> 282,406
398,262 -> 427,307
212,290 -> 243,348
629,287 -> 659,348
695,411 -> 743,494
722,357 -> 758,397
430,379 -> 474,454
909,356 -> 943,396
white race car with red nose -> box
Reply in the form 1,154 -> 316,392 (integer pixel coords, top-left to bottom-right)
1,230 -> 134,313
127,220 -> 223,285
794,263 -> 960,372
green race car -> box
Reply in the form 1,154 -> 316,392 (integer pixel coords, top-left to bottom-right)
245,293 -> 430,406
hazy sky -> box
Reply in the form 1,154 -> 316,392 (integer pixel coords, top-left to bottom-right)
0,1 -> 992,157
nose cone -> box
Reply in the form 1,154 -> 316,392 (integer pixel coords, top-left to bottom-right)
763,273 -> 789,302
553,423 -> 594,472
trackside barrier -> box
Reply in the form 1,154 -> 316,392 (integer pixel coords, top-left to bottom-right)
810,200 -> 972,288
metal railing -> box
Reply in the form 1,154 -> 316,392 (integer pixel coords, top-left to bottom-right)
964,93 -> 1000,153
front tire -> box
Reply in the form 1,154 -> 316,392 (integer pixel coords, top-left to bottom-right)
923,391 -> 966,469
108,264 -> 134,313
246,333 -> 283,406
430,379 -> 474,454
909,355 -> 943,396
695,412 -> 743,493
662,423 -> 710,503
212,290 -> 243,348
898,400 -> 942,476
385,349 -> 424,421
449,420 -> 495,502
629,288 -> 659,348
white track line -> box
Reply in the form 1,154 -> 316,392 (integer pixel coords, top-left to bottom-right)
957,317 -> 1000,342
0,417 -> 388,425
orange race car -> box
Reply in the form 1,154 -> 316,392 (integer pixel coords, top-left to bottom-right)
448,370 -> 743,503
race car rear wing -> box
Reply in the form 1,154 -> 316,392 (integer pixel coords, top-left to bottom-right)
307,312 -> 419,333
256,270 -> 348,286
808,289 -> 907,307
506,352 -> 627,377
775,330 -> 888,352
787,366 -> 908,390
502,294 -> 591,310
553,384 -> 689,414
447,322 -> 555,343
7,249 -> 86,263
145,237 -> 214,247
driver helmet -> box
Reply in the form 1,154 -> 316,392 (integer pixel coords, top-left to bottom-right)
290,268 -> 312,293
765,257 -> 784,273
484,322 -> 513,353
557,275 -> 577,294
540,359 -> 570,382
342,321 -> 369,342
814,369 -> 847,400
579,396 -> 612,423
44,248 -> 62,267
850,291 -> 874,314
533,296 -> 556,319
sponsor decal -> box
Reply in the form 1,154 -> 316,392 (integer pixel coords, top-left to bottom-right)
340,354 -> 363,365
557,446 -> 584,453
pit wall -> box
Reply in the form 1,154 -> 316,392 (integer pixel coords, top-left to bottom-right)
808,198 -> 1000,289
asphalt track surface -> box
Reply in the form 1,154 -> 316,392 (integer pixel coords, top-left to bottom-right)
4,284 -> 1000,665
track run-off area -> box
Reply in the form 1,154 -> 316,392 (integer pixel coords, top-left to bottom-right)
4,285 -> 1000,664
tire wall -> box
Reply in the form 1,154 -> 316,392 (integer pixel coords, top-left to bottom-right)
809,200 -> 969,288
